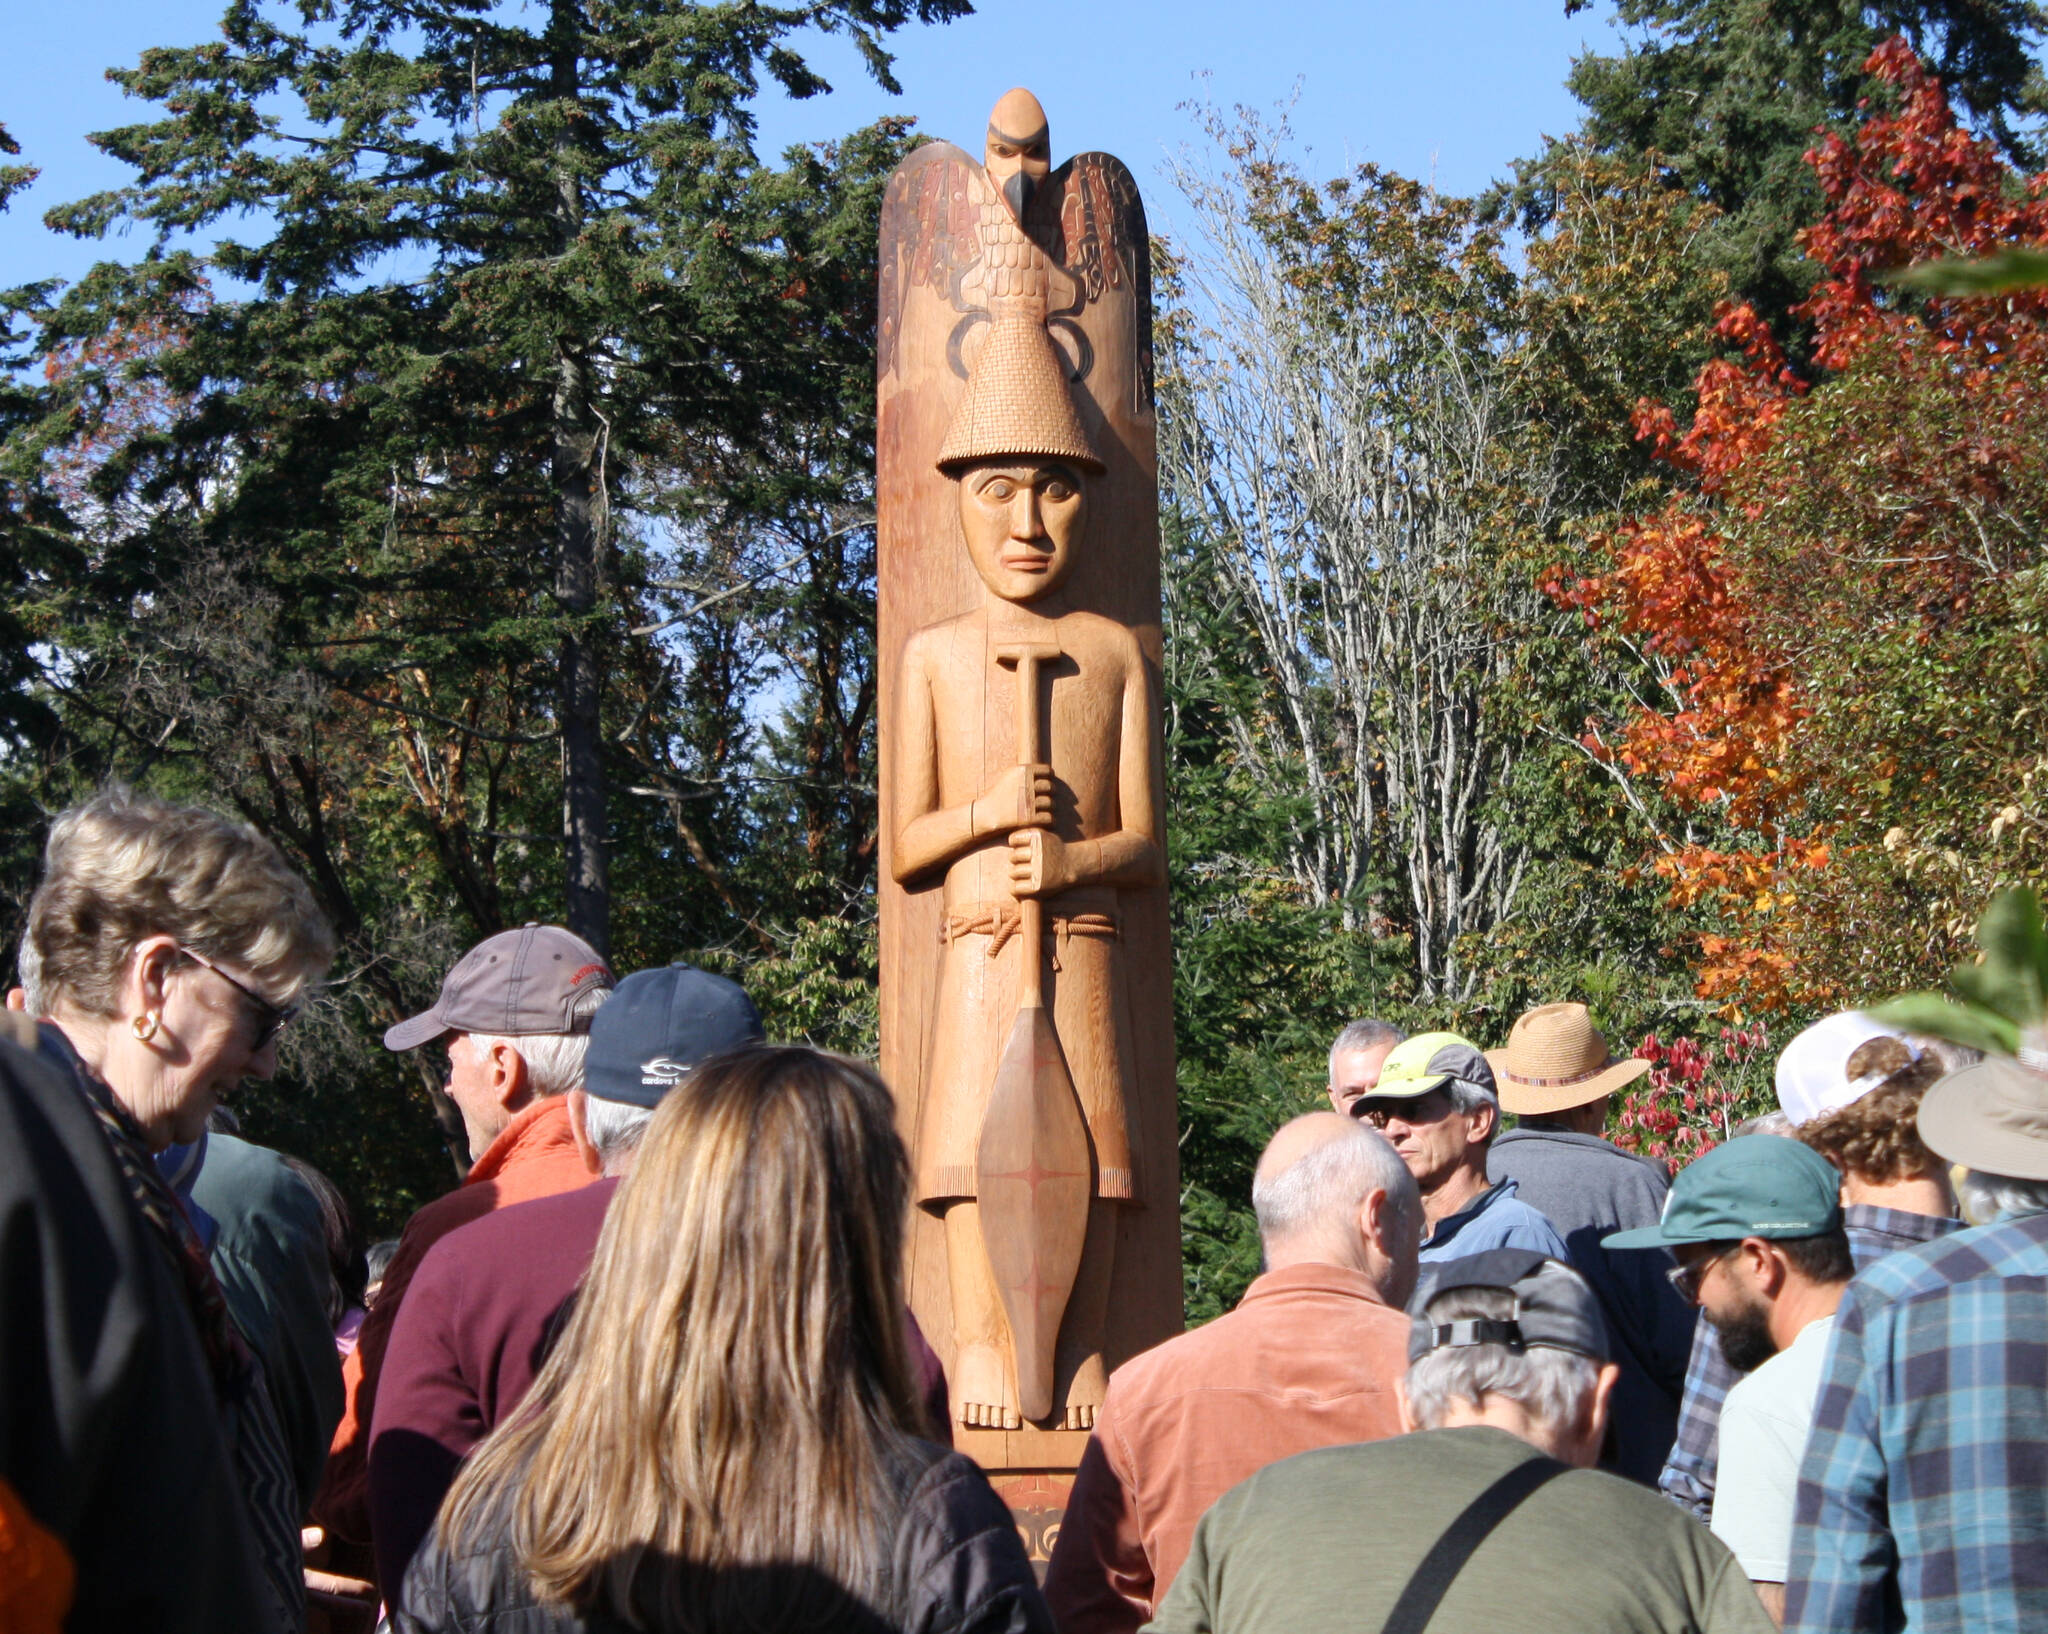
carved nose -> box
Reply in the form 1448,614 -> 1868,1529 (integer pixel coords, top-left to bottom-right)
1010,487 -> 1045,539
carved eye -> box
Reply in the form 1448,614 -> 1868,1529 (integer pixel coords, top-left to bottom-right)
1042,480 -> 1074,501
982,478 -> 1016,501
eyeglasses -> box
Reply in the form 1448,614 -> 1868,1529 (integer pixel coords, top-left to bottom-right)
1666,1246 -> 1739,1306
179,946 -> 298,1050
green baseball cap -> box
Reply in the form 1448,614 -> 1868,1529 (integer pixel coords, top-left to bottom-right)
1603,1134 -> 1843,1249
1363,1031 -> 1497,1103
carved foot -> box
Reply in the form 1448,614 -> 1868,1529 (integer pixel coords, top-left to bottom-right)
1056,1348 -> 1107,1430
955,1344 -> 1022,1430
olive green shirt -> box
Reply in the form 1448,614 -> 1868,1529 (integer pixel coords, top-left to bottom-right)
1144,1426 -> 1774,1634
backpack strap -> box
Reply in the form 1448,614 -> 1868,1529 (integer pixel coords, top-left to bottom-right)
1379,1454 -> 1570,1634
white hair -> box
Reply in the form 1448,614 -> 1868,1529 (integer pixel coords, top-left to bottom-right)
1443,1075 -> 1498,1124
468,985 -> 610,1101
1404,1266 -> 1600,1433
16,934 -> 44,1016
579,1092 -> 655,1171
1329,1019 -> 1406,1082
1254,1122 -> 1419,1249
1956,1169 -> 2048,1227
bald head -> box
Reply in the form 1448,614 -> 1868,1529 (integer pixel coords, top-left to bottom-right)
1256,1112 -> 1360,1191
1253,1113 -> 1421,1301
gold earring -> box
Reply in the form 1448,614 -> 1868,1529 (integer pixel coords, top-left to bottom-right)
131,1011 -> 161,1042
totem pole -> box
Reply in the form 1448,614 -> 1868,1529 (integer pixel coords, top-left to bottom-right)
877,89 -> 1182,1529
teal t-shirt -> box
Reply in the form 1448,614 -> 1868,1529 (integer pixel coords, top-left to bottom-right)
1146,1425 -> 1774,1634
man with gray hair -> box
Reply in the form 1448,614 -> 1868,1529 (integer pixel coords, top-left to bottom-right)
365,961 -> 767,1604
1787,1057 -> 2048,1634
1045,1113 -> 1422,1633
1151,1250 -> 1773,1634
318,924 -> 614,1561
1353,1031 -> 1571,1265
1327,1017 -> 1406,1116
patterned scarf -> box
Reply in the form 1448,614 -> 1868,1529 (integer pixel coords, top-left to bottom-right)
48,1029 -> 253,1403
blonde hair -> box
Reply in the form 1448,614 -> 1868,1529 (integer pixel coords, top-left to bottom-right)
29,789 -> 335,1015
439,1046 -> 926,1629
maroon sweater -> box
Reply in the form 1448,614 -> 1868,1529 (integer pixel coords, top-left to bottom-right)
367,1176 -> 951,1608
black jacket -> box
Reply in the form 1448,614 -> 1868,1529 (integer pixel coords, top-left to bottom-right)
0,1032 -> 272,1631
395,1438 -> 1055,1634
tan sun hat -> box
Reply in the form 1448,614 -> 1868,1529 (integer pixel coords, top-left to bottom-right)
1916,1057 -> 2048,1182
1487,1002 -> 1651,1116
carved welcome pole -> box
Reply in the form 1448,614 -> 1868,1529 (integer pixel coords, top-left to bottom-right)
877,89 -> 1182,1543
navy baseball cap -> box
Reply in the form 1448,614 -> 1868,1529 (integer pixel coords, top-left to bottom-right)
1408,1249 -> 1611,1364
583,964 -> 764,1108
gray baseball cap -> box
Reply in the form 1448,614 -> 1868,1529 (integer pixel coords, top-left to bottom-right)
1407,1249 -> 1611,1364
383,925 -> 615,1051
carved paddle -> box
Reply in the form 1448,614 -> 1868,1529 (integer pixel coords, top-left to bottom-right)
978,640 -> 1093,1425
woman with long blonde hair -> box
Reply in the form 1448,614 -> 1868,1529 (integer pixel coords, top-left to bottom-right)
396,1044 -> 1052,1634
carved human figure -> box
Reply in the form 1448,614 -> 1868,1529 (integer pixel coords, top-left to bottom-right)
891,317 -> 1165,1428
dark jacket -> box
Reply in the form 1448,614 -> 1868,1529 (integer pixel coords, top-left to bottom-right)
1487,1125 -> 1698,1485
394,1439 -> 1054,1634
0,1032 -> 271,1632
196,1131 -> 348,1509
372,1177 -> 955,1605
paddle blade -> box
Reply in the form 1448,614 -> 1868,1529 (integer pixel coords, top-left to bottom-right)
976,1001 -> 1092,1423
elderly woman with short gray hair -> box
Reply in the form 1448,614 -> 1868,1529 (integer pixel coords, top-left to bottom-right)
26,788 -> 336,1631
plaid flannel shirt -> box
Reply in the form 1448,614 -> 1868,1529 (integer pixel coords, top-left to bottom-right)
1785,1208 -> 2048,1634
1659,1204 -> 1959,1521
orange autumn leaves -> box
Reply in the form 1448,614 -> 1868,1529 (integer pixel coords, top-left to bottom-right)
1555,38 -> 2048,1012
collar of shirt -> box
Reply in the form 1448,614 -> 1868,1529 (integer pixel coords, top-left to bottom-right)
1841,1201 -> 1959,1257
465,1093 -> 580,1186
1422,1177 -> 1519,1250
1237,1260 -> 1396,1309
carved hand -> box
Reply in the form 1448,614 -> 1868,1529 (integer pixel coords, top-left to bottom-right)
1007,827 -> 1074,898
973,762 -> 1053,837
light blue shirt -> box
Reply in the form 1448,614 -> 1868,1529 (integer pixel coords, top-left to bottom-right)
1418,1176 -> 1572,1265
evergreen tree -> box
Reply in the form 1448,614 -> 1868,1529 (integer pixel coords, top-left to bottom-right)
29,0 -> 965,957
1504,0 -> 2048,339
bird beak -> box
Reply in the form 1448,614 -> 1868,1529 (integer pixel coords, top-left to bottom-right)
1003,169 -> 1034,221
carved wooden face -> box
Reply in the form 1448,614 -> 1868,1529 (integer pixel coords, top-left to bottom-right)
956,459 -> 1086,602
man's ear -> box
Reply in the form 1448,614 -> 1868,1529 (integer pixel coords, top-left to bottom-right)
487,1039 -> 532,1111
1395,1375 -> 1419,1436
1360,1186 -> 1388,1254
1575,1361 -> 1621,1468
1467,1098 -> 1498,1146
1746,1237 -> 1790,1298
566,1089 -> 602,1176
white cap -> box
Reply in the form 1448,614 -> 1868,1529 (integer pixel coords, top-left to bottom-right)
1775,1011 -> 1918,1125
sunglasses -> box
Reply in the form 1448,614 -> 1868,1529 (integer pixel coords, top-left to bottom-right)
1352,1087 -> 1453,1130
1666,1246 -> 1739,1306
179,946 -> 299,1049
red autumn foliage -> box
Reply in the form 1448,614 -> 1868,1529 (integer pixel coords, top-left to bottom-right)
1610,1022 -> 1773,1169
1555,39 -> 2048,1012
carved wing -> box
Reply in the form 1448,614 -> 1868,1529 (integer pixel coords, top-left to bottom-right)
877,141 -> 988,382
1026,151 -> 1154,412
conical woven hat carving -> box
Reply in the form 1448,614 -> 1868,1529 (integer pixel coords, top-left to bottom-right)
937,309 -> 1103,473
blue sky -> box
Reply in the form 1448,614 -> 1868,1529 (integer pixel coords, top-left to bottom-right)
2,0 -> 1620,294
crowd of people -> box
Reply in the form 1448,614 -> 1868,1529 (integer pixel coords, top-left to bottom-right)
2,788 -> 2045,1634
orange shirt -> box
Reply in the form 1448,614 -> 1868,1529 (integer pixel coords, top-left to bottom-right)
0,1476 -> 73,1634
1043,1262 -> 1411,1634
313,1096 -> 595,1554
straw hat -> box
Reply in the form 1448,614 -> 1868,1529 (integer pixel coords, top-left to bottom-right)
936,309 -> 1102,474
1487,1003 -> 1650,1116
